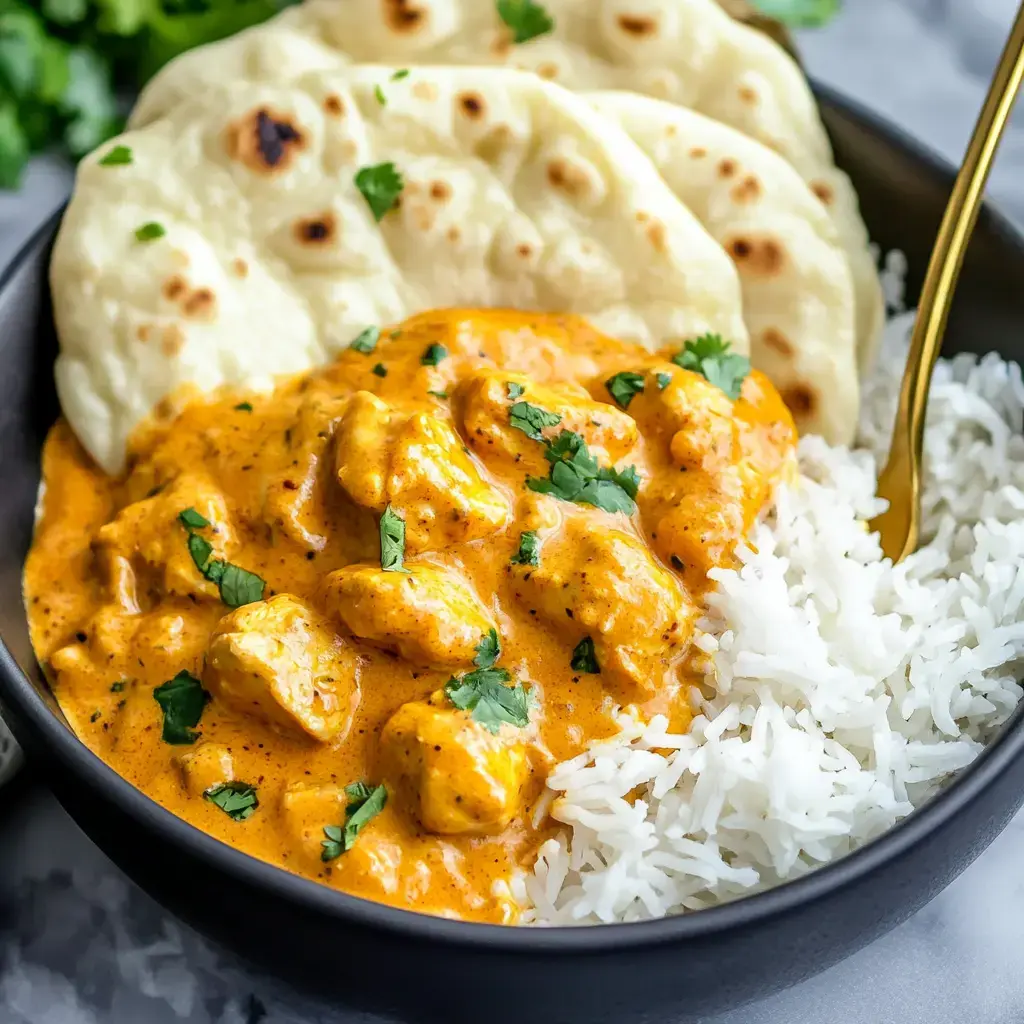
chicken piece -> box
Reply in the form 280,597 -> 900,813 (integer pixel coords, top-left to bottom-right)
96,473 -> 233,606
633,366 -> 797,584
510,512 -> 697,704
322,564 -> 495,667
380,695 -> 531,836
281,781 -> 402,895
456,369 -> 639,475
263,392 -> 350,551
175,743 -> 235,798
204,595 -> 360,743
334,391 -> 510,553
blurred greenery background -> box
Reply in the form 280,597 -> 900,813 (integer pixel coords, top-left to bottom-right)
0,0 -> 839,191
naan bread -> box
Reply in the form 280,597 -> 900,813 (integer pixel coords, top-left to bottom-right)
592,92 -> 857,443
54,65 -> 747,474
130,0 -> 884,373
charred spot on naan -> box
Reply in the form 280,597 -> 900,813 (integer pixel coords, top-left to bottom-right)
225,107 -> 307,174
811,180 -> 835,206
780,383 -> 817,419
323,94 -> 346,118
726,234 -> 786,277
762,328 -> 794,358
383,0 -> 427,33
294,213 -> 338,246
457,91 -> 486,120
730,174 -> 762,204
161,275 -> 218,322
616,14 -> 659,37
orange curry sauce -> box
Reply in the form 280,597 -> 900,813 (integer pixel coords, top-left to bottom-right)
25,310 -> 795,923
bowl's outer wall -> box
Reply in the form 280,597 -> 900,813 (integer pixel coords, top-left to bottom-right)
4,93 -> 1024,1024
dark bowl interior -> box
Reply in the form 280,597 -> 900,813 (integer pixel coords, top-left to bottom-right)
3,85 -> 1024,1024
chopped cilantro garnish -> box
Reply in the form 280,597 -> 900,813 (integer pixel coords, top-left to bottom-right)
374,83 -> 387,106
475,629 -> 502,670
510,530 -> 540,567
507,382 -> 525,400
526,430 -> 639,514
350,326 -> 380,354
392,69 -> 410,81
134,221 -> 166,242
110,681 -> 125,693
234,402 -> 253,412
372,363 -> 388,377
355,162 -> 404,222
509,401 -> 561,441
671,334 -> 750,400
445,668 -> 530,734
205,782 -> 259,821
179,510 -> 265,608
380,504 -> 409,573
420,343 -> 448,366
496,0 -> 554,44
605,371 -> 646,409
321,782 -> 388,861
178,507 -> 210,529
427,390 -> 449,399
656,372 -> 672,391
570,636 -> 599,674
153,670 -> 210,745
98,145 -> 132,166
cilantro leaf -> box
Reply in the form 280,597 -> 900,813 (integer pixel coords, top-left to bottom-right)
570,636 -> 599,674
445,667 -> 530,734
509,401 -> 561,441
134,221 -> 166,243
391,69 -> 409,81
605,371 -> 645,409
355,162 -> 404,222
153,670 -> 210,745
496,0 -> 554,44
474,628 -> 502,670
98,144 -> 132,166
349,326 -> 380,354
178,507 -> 210,529
180,511 -> 265,608
218,564 -> 266,608
323,782 -> 388,860
507,382 -> 525,400
751,0 -> 841,28
235,402 -> 253,412
374,83 -> 387,106
510,530 -> 540,567
656,372 -> 672,391
526,429 -> 640,514
380,504 -> 409,573
204,782 -> 259,821
372,363 -> 388,377
671,334 -> 751,400
420,343 -> 448,366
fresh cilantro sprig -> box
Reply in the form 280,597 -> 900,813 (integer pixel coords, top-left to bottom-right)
527,430 -> 640,515
0,0 -> 297,191
751,0 -> 841,28
355,161 -> 404,222
605,371 -> 645,409
444,632 -> 530,734
379,504 -> 409,573
178,507 -> 266,608
205,782 -> 259,821
153,669 -> 210,745
671,334 -> 751,400
496,0 -> 554,44
321,782 -> 388,861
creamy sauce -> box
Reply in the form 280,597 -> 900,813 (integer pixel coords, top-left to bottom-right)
25,310 -> 795,922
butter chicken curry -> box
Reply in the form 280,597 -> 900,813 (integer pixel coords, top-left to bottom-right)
25,310 -> 795,923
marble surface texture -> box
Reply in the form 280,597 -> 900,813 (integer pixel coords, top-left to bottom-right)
4,1 -> 1024,1021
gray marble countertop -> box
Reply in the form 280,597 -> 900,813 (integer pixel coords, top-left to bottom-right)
5,2 -> 1024,1021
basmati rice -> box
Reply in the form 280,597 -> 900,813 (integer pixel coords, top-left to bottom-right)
517,311 -> 1024,925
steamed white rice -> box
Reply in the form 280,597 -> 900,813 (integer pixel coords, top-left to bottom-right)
517,306 -> 1024,925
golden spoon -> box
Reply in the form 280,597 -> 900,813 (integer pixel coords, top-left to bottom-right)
872,1 -> 1024,561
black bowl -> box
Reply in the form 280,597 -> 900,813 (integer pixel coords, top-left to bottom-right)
3,86 -> 1024,1024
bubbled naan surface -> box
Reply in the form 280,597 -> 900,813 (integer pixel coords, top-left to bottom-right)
54,64 -> 747,473
592,92 -> 858,444
130,0 -> 884,374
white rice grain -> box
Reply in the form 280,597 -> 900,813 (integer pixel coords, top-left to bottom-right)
522,312 -> 1024,926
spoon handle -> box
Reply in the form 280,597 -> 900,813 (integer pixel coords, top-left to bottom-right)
872,1 -> 1024,562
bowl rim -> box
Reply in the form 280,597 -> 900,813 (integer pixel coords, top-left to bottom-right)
4,84 -> 1024,956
